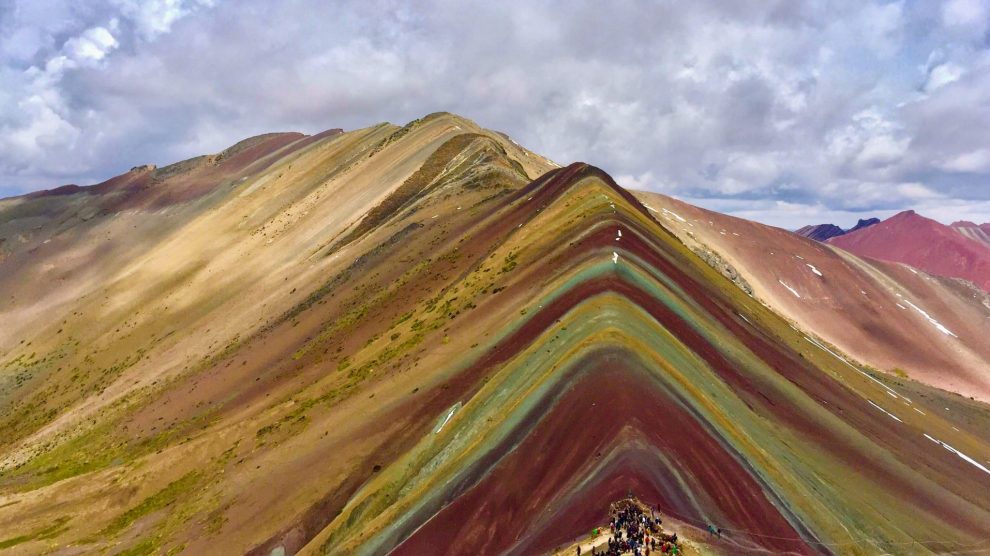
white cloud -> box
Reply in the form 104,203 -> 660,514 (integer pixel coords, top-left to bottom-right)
718,153 -> 782,194
5,93 -> 79,162
925,63 -> 965,92
616,172 -> 656,192
111,0 -> 214,40
938,148 -> 990,173
857,1 -> 906,58
896,182 -> 942,200
856,134 -> 909,169
0,0 -> 989,231
0,0 -> 214,190
942,0 -> 990,38
63,25 -> 119,63
825,108 -> 910,177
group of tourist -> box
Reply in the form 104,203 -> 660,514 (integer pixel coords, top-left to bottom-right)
579,500 -> 682,555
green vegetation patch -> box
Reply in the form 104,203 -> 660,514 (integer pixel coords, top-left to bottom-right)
100,470 -> 203,537
0,516 -> 69,549
116,536 -> 159,556
2,419 -> 125,490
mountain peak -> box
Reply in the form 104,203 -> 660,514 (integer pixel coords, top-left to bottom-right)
878,209 -> 941,229
795,223 -> 845,241
848,217 -> 880,232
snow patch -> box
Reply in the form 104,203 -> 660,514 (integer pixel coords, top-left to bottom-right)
902,299 -> 957,337
778,280 -> 801,298
868,400 -> 903,423
804,336 -> 902,399
924,433 -> 990,476
434,402 -> 462,434
662,208 -> 687,223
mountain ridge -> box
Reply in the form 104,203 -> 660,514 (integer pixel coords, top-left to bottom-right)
1,113 -> 989,555
632,191 -> 990,402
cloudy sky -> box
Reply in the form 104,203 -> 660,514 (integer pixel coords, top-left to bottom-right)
2,0 -> 989,228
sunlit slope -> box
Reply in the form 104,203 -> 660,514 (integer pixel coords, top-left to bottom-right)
632,191 -> 990,403
0,113 -> 556,553
0,116 -> 987,556
0,112 -> 553,454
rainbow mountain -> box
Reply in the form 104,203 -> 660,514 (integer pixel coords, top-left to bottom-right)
1,113 -> 989,555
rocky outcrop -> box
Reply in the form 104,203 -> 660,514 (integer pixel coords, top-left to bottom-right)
795,223 -> 845,241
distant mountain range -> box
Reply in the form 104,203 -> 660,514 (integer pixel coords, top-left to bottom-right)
798,211 -> 990,292
794,217 -> 879,241
827,211 -> 990,292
